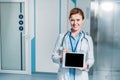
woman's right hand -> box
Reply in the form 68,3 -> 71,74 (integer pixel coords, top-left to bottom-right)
59,49 -> 70,63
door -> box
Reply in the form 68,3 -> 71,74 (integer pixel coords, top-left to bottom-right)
91,1 -> 120,80
0,0 -> 30,74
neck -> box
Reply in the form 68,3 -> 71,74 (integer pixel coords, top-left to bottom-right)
71,29 -> 81,37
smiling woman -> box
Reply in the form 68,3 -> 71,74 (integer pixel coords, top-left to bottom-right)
52,8 -> 94,80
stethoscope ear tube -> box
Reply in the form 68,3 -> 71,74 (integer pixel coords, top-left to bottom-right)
60,31 -> 69,47
60,31 -> 88,51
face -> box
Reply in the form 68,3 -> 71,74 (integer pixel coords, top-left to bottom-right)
69,13 -> 84,32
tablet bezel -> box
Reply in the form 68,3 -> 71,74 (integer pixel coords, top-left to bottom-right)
62,52 -> 85,68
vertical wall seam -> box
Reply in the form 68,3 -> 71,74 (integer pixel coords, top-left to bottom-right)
31,0 -> 36,72
59,0 -> 61,33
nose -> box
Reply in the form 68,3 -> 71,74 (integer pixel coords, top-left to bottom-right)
73,20 -> 77,25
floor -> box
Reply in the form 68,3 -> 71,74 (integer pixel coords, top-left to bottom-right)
0,72 -> 95,80
2,72 -> 119,80
0,72 -> 57,80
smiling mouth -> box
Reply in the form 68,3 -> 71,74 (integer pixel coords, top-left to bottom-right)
73,26 -> 78,28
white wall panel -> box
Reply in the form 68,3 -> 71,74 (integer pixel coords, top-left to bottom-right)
36,0 -> 59,73
60,0 -> 68,33
60,0 -> 75,33
36,0 -> 78,73
77,0 -> 90,35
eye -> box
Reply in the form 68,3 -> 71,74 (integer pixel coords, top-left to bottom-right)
70,19 -> 74,22
77,19 -> 80,21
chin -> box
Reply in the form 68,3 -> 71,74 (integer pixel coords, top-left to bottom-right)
72,29 -> 78,32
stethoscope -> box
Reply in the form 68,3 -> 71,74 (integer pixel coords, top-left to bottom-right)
60,31 -> 88,51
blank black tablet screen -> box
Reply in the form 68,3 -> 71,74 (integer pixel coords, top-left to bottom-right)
65,53 -> 84,67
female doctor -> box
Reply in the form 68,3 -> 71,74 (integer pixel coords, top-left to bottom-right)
52,8 -> 94,80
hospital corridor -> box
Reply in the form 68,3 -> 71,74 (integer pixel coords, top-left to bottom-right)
0,0 -> 120,80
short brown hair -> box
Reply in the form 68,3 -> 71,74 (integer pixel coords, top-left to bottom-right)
69,8 -> 84,20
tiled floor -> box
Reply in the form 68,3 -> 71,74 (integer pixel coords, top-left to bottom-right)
0,72 -> 57,80
0,72 -> 94,80
1,72 -> 119,80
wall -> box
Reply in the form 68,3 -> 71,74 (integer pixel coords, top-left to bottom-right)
35,0 -> 75,73
77,0 -> 91,35
36,0 -> 59,73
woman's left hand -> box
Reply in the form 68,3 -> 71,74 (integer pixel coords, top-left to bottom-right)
76,63 -> 89,71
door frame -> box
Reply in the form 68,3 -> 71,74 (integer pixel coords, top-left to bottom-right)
0,0 -> 31,74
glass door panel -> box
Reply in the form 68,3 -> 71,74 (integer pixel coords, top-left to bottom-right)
0,1 -> 30,74
0,2 -> 25,70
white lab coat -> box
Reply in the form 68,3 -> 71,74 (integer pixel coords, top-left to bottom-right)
52,31 -> 94,80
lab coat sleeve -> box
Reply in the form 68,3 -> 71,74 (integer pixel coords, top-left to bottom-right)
51,34 -> 63,64
86,36 -> 95,70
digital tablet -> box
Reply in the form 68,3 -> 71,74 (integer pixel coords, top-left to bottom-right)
62,52 -> 85,68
